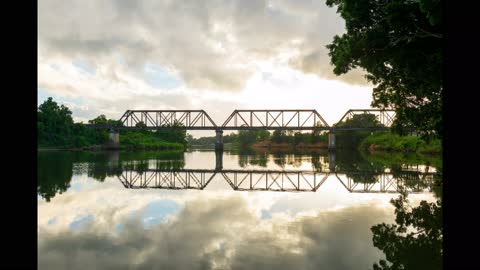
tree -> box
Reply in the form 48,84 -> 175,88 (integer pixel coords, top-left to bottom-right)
37,97 -> 74,146
255,130 -> 271,141
371,190 -> 442,269
335,114 -> 385,149
237,126 -> 257,146
271,130 -> 288,143
155,121 -> 187,146
325,0 -> 442,138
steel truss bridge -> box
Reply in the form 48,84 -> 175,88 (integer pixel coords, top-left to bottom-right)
89,109 -> 397,131
118,168 -> 438,194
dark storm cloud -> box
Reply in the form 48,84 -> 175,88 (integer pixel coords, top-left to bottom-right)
38,196 -> 390,270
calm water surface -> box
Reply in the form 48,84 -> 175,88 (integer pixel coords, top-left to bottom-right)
38,149 -> 441,270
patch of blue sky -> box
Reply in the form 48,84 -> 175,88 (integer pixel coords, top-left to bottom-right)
69,182 -> 83,192
261,209 -> 272,220
72,58 -> 96,75
140,199 -> 181,228
37,88 -> 52,105
69,214 -> 94,231
116,55 -> 126,66
48,217 -> 57,226
115,223 -> 124,233
37,87 -> 87,107
143,63 -> 183,89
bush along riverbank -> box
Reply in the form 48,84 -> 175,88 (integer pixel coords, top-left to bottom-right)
39,132 -> 185,151
119,131 -> 184,150
359,133 -> 441,154
38,97 -> 187,152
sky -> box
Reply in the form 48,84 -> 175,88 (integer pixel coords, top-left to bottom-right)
38,0 -> 375,137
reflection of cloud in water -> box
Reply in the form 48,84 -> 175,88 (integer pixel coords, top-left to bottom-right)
69,214 -> 94,231
39,196 -> 390,270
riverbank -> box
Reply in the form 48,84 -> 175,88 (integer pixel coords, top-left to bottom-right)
359,134 -> 441,154
251,141 -> 328,151
38,142 -> 185,152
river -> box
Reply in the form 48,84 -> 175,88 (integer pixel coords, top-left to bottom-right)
38,149 -> 442,269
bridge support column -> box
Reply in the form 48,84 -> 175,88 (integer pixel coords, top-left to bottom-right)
107,129 -> 120,149
215,150 -> 223,170
328,130 -> 336,151
328,151 -> 336,172
215,130 -> 224,151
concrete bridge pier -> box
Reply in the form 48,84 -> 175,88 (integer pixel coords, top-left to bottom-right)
328,130 -> 336,151
215,130 -> 224,151
215,150 -> 223,170
328,151 -> 336,172
107,129 -> 120,149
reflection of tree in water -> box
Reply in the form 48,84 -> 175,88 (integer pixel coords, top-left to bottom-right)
237,154 -> 268,168
236,148 -> 269,168
120,151 -> 185,172
239,151 -> 327,170
389,164 -> 434,193
311,153 -> 324,172
336,150 -> 385,183
87,153 -> 123,181
38,150 -> 186,200
70,152 -> 125,181
272,152 -> 286,168
38,151 -> 73,202
371,178 -> 442,269
271,153 -> 305,168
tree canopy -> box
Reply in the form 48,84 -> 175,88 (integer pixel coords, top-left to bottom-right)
325,0 -> 442,138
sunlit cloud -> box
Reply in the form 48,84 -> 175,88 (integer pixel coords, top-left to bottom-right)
38,0 -> 378,136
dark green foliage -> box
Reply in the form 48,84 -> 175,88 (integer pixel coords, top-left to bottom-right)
326,0 -> 442,138
256,130 -> 271,141
335,114 -> 385,149
37,151 -> 73,202
271,130 -> 292,143
360,133 -> 441,153
371,191 -> 442,269
153,121 -> 187,146
188,133 -> 238,145
37,98 -> 110,147
38,150 -> 186,201
38,97 -> 186,149
37,97 -> 75,146
336,150 -> 385,183
120,131 -> 184,150
237,128 -> 257,146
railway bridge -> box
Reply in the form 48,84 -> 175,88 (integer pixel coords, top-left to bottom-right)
88,109 -> 397,150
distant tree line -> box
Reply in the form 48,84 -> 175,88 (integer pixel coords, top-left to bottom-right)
187,128 -> 328,147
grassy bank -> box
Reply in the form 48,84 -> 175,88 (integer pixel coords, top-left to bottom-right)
39,132 -> 185,151
120,131 -> 184,150
360,133 -> 441,154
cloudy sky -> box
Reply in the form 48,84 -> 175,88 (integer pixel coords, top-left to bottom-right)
38,0 -> 374,136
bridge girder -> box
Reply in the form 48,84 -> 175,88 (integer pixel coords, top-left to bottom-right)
222,109 -> 329,130
118,110 -> 218,129
334,109 -> 396,128
87,108 -> 403,131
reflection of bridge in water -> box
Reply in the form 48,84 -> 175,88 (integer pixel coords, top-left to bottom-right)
118,169 -> 439,194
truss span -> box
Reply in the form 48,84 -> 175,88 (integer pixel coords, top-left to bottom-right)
222,110 -> 330,131
117,110 -> 217,130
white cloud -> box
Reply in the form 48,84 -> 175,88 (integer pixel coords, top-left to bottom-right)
38,0 -> 377,136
